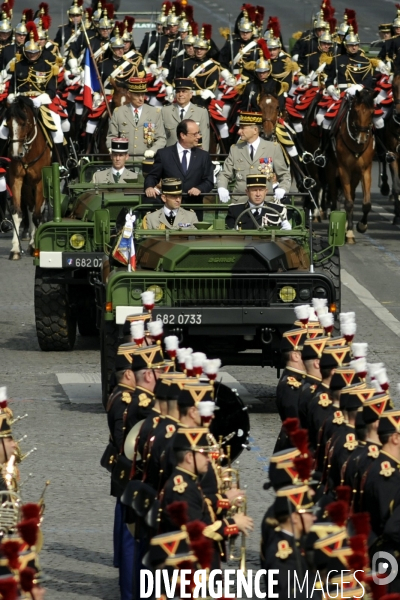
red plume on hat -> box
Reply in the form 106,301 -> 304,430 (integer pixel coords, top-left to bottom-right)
186,520 -> 213,569
172,1 -> 182,15
191,21 -> 198,35
104,3 -> 114,19
26,21 -> 39,41
327,17 -> 337,33
85,7 -> 93,20
4,0 -> 14,11
41,14 -> 51,29
396,3 -> 400,9
255,5 -> 264,25
336,485 -> 352,505
293,454 -> 313,481
123,15 -> 134,31
38,2 -> 49,14
326,500 -> 349,527
0,577 -> 18,600
19,568 -> 36,593
162,1 -> 172,13
76,0 -> 83,6
1,3 -> 10,18
344,8 -> 355,19
267,16 -> 280,38
282,417 -> 299,436
351,512 -> 371,536
245,5 -> 256,22
0,540 -> 21,570
22,8 -> 34,20
17,518 -> 39,547
202,23 -> 212,39
167,501 -> 188,528
347,16 -> 358,34
184,5 -> 193,20
21,503 -> 41,523
291,429 -> 310,455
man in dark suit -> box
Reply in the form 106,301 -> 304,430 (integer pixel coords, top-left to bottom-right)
225,174 -> 292,230
144,119 -> 214,214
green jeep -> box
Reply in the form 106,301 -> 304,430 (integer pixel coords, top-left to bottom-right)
93,192 -> 346,406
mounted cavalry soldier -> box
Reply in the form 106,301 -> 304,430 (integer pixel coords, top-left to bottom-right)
219,11 -> 258,80
0,23 -> 66,169
2,11 -> 29,70
168,25 -> 197,80
183,26 -> 220,108
54,0 -> 83,55
0,9 -> 13,67
292,11 -> 329,67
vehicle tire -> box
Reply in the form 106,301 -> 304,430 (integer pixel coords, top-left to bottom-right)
34,267 -> 77,351
313,236 -> 341,313
101,318 -> 119,408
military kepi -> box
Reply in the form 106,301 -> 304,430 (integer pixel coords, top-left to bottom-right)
162,178 -> 182,195
247,174 -> 267,187
111,138 -> 129,153
239,111 -> 263,126
174,78 -> 194,90
128,77 -> 147,93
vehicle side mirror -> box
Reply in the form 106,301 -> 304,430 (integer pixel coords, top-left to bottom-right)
94,209 -> 110,247
328,211 -> 346,247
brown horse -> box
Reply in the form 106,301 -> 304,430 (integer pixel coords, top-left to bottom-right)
259,90 -> 280,140
383,71 -> 400,224
94,79 -> 131,157
325,89 -> 375,243
5,96 -> 51,259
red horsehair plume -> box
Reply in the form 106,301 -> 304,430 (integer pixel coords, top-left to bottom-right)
282,417 -> 299,435
267,16 -> 280,38
344,8 -> 355,19
191,21 -> 198,35
26,21 -> 39,41
336,485 -> 352,505
114,20 -> 122,32
167,501 -> 188,528
246,5 -> 257,22
3,0 -> 14,11
0,577 -> 18,600
0,400 -> 7,409
202,24 -> 212,39
17,518 -> 39,547
19,568 -> 36,593
326,500 -> 349,527
347,551 -> 368,571
38,2 -> 49,15
123,15 -> 134,31
242,3 -> 254,14
85,7 -> 93,20
293,455 -> 313,481
162,1 -> 172,14
22,8 -> 34,20
104,3 -> 114,19
1,3 -> 10,18
290,429 -> 310,455
327,17 -> 337,33
76,0 -> 83,6
172,1 -> 182,15
184,5 -> 193,20
351,512 -> 371,536
41,14 -> 51,29
347,16 -> 358,34
186,521 -> 213,569
21,503 -> 41,522
349,534 -> 368,554
256,5 -> 264,18
1,540 -> 20,570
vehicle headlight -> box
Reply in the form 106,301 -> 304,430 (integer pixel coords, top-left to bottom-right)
147,284 -> 163,302
70,233 -> 85,249
279,286 -> 296,303
299,288 -> 311,301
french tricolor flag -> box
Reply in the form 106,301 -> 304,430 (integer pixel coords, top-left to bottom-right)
83,48 -> 101,110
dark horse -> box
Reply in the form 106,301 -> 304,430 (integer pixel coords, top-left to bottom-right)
5,96 -> 51,259
383,71 -> 400,224
325,88 -> 375,243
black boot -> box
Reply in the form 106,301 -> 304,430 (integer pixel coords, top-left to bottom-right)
291,155 -> 316,192
54,143 -> 68,174
374,128 -> 391,196
294,131 -> 314,164
314,128 -> 330,167
85,132 -> 93,155
0,138 -> 8,158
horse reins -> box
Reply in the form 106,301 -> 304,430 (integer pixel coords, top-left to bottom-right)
9,120 -> 48,171
338,103 -> 372,158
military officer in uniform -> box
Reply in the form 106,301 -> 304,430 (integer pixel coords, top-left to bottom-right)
54,0 -> 83,53
219,13 -> 258,80
98,27 -> 144,87
225,174 -> 291,230
184,28 -> 221,107
2,13 -> 28,70
106,76 -> 166,159
162,78 -> 210,151
169,27 -> 196,80
0,10 -> 13,66
91,137 -> 136,183
143,178 -> 198,230
217,111 -> 292,203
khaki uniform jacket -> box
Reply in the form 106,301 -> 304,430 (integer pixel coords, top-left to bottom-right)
91,167 -> 137,184
106,104 -> 166,159
216,138 -> 292,203
143,206 -> 198,230
161,102 -> 210,151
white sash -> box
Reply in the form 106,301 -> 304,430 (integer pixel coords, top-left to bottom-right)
94,42 -> 109,60
144,41 -> 157,63
104,50 -> 138,87
188,59 -> 214,79
64,29 -> 81,52
232,40 -> 257,66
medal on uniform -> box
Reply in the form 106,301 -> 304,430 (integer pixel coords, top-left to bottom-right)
258,158 -> 274,181
143,121 -> 155,146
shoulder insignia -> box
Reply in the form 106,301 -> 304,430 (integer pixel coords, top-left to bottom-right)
275,540 -> 293,560
332,411 -> 345,425
318,393 -> 332,407
287,376 -> 302,388
173,474 -> 187,493
165,424 -> 176,438
380,460 -> 395,477
153,416 -> 160,428
138,392 -> 152,407
368,445 -> 380,459
121,391 -> 132,404
310,384 -> 317,394
343,433 -> 358,451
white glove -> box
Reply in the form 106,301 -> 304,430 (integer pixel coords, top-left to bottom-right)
298,74 -> 306,85
0,69 -> 6,80
149,63 -> 158,76
274,187 -> 286,201
220,68 -> 231,81
377,60 -> 390,76
200,89 -> 215,100
7,93 -> 16,104
346,84 -> 363,96
92,92 -> 103,109
225,76 -> 237,87
292,54 -> 299,62
218,187 -> 230,203
281,219 -> 292,231
160,67 -> 169,80
374,91 -> 386,105
33,93 -> 51,107
0,84 -> 5,94
71,67 -> 81,77
68,58 -> 78,69
165,85 -> 174,103
144,150 -> 155,158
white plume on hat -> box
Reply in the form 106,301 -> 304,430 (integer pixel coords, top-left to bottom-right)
339,312 -> 356,323
147,320 -> 163,337
368,362 -> 384,379
177,347 -> 193,363
131,320 -> 145,340
350,357 -> 367,375
203,359 -> 221,375
198,401 -> 216,417
192,352 -> 207,368
185,354 -> 194,371
316,306 -> 329,317
164,336 -> 179,351
352,342 -> 368,358
312,298 -> 327,309
371,379 -> 383,393
141,290 -> 155,306
294,305 -> 310,321
308,307 -> 319,322
375,367 -> 389,388
319,312 -> 334,329
340,321 -> 356,337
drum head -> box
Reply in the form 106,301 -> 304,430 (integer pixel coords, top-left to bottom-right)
210,382 -> 250,463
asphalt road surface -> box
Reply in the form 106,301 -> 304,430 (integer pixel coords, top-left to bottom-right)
2,158 -> 400,599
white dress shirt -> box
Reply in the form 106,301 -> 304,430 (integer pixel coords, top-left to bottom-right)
247,136 -> 261,159
177,102 -> 190,120
112,168 -> 125,177
164,206 -> 178,217
131,105 -> 143,122
177,142 -> 191,169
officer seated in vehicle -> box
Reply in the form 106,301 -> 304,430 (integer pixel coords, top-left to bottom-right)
225,174 -> 292,230
91,138 -> 136,184
142,178 -> 198,230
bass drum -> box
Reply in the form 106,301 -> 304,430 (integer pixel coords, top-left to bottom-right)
209,382 -> 250,463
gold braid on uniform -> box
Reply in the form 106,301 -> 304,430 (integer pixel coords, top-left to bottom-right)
320,53 -> 333,66
344,59 -> 373,84
193,63 -> 220,91
275,122 -> 292,164
292,31 -> 303,40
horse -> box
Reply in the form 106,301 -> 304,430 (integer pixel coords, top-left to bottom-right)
5,96 -> 52,259
325,88 -> 375,243
383,71 -> 400,224
259,90 -> 281,140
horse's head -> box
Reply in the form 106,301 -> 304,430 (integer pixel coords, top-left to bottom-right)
393,71 -> 400,117
349,89 -> 375,145
259,92 -> 280,140
5,97 -> 37,159
110,78 -> 129,110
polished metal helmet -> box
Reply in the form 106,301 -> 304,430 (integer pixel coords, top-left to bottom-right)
98,9 -> 113,29
92,2 -> 103,24
68,0 -> 83,17
337,14 -> 349,36
24,31 -> 41,54
156,12 -> 167,26
255,49 -> 271,73
344,25 -> 360,45
167,8 -> 179,27
393,10 -> 400,28
319,31 -> 333,44
178,19 -> 189,33
314,11 -> 328,30
121,27 -> 133,42
183,27 -> 196,45
37,18 -> 48,40
0,13 -> 12,34
111,27 -> 124,49
267,35 -> 281,50
238,17 -> 253,33
15,15 -> 28,36
194,29 -> 210,49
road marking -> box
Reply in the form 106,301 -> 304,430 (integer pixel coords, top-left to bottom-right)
56,373 -> 101,404
342,269 -> 400,338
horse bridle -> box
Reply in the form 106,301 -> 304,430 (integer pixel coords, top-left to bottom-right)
9,119 -> 47,170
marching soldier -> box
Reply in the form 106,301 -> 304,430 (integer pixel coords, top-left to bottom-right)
162,78 -> 210,150
106,76 -> 166,159
219,12 -> 258,80
91,137 -> 136,183
298,336 -> 325,429
216,111 -> 291,203
143,178 -> 198,230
